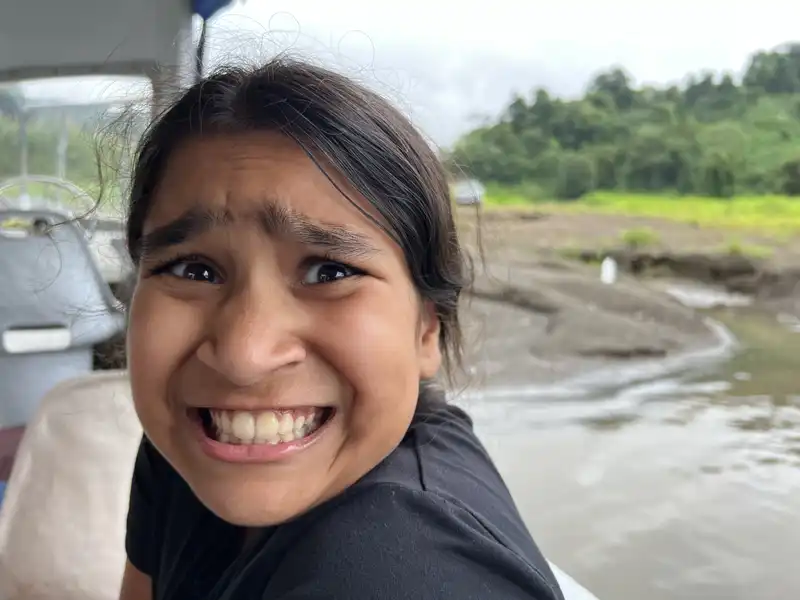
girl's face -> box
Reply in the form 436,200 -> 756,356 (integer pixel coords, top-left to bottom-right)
127,132 -> 442,526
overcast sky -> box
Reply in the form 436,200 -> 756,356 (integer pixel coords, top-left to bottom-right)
19,0 -> 800,146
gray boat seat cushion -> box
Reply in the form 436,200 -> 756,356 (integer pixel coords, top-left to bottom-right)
0,210 -> 125,428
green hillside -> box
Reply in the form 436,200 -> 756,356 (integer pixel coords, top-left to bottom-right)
448,42 -> 800,200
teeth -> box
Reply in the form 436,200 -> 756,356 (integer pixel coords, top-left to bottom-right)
278,413 -> 294,436
207,408 -> 324,445
293,415 -> 306,438
254,411 -> 279,443
220,411 -> 231,432
231,412 -> 255,443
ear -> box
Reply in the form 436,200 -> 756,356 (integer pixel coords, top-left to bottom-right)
418,300 -> 442,379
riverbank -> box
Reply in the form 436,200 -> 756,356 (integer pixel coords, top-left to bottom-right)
457,257 -> 735,391
458,202 -> 800,303
448,200 -> 800,389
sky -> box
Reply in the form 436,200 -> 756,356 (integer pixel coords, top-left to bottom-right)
17,0 -> 800,147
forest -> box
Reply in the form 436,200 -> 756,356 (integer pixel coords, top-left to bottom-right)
447,42 -> 800,200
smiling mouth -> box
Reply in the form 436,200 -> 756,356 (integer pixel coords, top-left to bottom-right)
193,407 -> 335,446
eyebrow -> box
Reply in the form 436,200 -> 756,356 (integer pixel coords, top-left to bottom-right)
137,208 -> 229,259
137,201 -> 379,261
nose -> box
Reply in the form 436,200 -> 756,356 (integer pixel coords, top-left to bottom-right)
196,282 -> 307,387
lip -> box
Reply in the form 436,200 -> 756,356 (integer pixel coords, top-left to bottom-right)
187,404 -> 329,413
189,409 -> 334,463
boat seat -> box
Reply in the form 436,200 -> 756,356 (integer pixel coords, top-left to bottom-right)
0,209 -> 125,430
0,371 -> 140,600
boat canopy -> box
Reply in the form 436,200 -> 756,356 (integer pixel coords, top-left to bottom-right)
0,0 -> 201,83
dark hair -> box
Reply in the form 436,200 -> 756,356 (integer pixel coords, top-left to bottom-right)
125,56 -> 470,387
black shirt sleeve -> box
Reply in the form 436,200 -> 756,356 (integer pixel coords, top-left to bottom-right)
262,483 -> 562,600
125,436 -> 164,577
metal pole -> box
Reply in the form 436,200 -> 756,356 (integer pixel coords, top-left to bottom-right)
56,110 -> 69,205
19,113 -> 27,177
56,110 -> 68,180
18,111 -> 29,206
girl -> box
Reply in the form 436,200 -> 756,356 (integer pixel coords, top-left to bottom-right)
119,57 -> 564,600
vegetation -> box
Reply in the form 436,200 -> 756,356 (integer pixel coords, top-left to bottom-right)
0,113 -> 98,183
619,227 -> 660,250
0,86 -> 142,212
720,238 -> 774,259
448,42 -> 800,200
480,190 -> 800,236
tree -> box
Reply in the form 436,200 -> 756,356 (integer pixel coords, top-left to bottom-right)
555,153 -> 596,200
589,68 -> 636,111
779,158 -> 800,196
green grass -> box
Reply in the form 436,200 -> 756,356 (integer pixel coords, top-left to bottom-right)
481,183 -> 547,205
721,238 -> 775,259
481,187 -> 800,235
619,227 -> 660,250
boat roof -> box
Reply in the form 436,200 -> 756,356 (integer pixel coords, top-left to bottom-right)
0,0 -> 234,84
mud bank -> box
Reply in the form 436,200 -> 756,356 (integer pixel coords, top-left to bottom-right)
459,260 -> 726,388
457,208 -> 800,307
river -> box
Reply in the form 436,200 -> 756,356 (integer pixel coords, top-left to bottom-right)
466,307 -> 800,600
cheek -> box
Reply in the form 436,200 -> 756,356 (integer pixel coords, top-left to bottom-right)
127,286 -> 204,414
320,285 -> 423,433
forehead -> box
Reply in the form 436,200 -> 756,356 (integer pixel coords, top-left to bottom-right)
146,131 -> 380,235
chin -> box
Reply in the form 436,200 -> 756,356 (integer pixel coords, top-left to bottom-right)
190,478 -> 324,527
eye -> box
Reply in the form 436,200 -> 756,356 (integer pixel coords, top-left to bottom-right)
161,259 -> 221,284
302,259 -> 360,285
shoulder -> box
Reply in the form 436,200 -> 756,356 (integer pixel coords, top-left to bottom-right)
375,401 -> 557,574
267,482 -> 561,599
263,405 -> 565,600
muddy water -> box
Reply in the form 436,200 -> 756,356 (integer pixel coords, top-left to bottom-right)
462,308 -> 800,600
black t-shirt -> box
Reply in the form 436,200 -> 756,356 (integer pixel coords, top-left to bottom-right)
126,400 -> 564,599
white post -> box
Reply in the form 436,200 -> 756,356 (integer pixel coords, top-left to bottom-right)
600,256 -> 618,285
